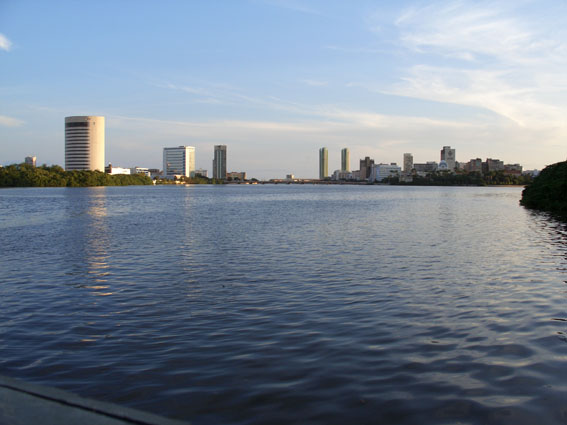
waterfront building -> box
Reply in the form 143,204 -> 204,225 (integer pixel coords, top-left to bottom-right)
341,148 -> 350,172
163,146 -> 195,178
25,156 -> 36,167
351,170 -> 362,180
331,170 -> 352,181
503,163 -> 522,175
213,145 -> 227,179
65,116 -> 105,171
227,171 -> 246,180
359,156 -> 375,180
484,158 -> 504,173
370,163 -> 401,182
105,164 -> 131,175
195,168 -> 207,177
403,153 -> 413,173
464,158 -> 483,173
440,146 -> 456,171
131,167 -> 151,177
319,147 -> 328,180
413,162 -> 438,176
148,169 -> 161,179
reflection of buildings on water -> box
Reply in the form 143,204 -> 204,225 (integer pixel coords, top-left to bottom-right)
63,188 -> 111,296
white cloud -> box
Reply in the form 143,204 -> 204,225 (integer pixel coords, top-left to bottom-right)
0,115 -> 24,127
385,0 -> 567,134
300,79 -> 328,87
0,34 -> 12,52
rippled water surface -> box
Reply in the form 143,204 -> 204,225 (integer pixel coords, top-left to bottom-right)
1,185 -> 566,424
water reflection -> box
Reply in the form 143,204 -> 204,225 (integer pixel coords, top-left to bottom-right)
63,188 -> 111,295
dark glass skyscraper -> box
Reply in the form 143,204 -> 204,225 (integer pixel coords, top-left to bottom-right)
213,145 -> 227,179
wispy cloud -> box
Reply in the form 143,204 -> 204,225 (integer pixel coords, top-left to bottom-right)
300,79 -> 328,87
0,115 -> 24,127
0,33 -> 12,52
385,0 -> 567,130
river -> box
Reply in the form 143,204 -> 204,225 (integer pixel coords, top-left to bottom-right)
1,185 -> 566,424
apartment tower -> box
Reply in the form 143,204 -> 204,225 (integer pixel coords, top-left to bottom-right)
213,145 -> 227,179
319,147 -> 328,180
341,148 -> 350,172
403,153 -> 413,173
163,146 -> 196,178
65,116 -> 105,171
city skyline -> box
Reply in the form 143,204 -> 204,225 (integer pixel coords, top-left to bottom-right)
2,1 -> 566,179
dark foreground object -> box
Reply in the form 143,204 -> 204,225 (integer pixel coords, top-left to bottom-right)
520,160 -> 567,217
0,375 -> 189,425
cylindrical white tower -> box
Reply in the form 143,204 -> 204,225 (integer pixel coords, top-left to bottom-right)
65,116 -> 105,171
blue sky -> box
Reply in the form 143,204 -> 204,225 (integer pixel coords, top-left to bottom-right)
1,0 -> 566,178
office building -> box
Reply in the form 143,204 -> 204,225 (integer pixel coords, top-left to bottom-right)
341,148 -> 350,172
25,156 -> 36,167
370,163 -> 401,182
440,146 -> 456,171
65,116 -> 105,171
403,153 -> 413,173
319,147 -> 328,180
359,156 -> 375,180
213,145 -> 227,179
195,168 -> 207,177
163,146 -> 196,178
484,158 -> 504,173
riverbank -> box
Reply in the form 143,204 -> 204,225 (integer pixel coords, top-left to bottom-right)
0,164 -> 152,187
520,160 -> 567,217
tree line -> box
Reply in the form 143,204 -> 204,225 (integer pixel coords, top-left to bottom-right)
388,170 -> 533,186
0,164 -> 153,187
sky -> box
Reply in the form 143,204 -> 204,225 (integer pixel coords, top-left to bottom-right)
1,0 -> 566,179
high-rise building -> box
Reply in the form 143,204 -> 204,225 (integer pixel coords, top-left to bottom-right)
359,156 -> 374,180
440,146 -> 456,171
213,145 -> 227,179
65,116 -> 105,171
163,146 -> 196,178
403,153 -> 413,173
341,148 -> 350,172
25,156 -> 36,167
319,147 -> 328,180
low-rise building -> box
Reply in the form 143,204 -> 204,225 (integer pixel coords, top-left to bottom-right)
370,163 -> 401,182
331,170 -> 353,181
227,171 -> 246,180
130,167 -> 151,177
413,162 -> 438,176
105,164 -> 131,175
503,164 -> 522,175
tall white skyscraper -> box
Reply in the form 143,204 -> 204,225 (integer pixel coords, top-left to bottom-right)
440,146 -> 456,171
341,148 -> 350,172
213,145 -> 227,179
319,147 -> 328,180
163,146 -> 196,177
65,116 -> 105,171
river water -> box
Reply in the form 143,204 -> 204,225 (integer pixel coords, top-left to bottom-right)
1,185 -> 566,424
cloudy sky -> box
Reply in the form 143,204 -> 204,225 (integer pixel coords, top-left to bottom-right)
1,0 -> 566,178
